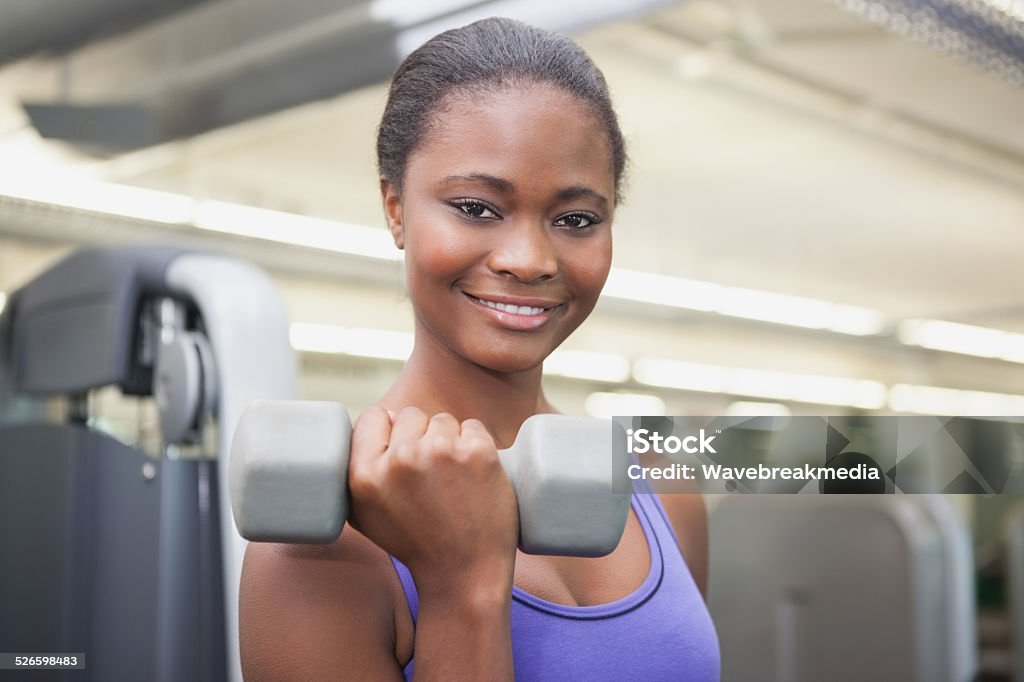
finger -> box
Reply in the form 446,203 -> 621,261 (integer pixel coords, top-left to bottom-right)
458,418 -> 497,453
423,412 -> 461,442
458,418 -> 492,441
350,406 -> 392,473
388,405 -> 429,451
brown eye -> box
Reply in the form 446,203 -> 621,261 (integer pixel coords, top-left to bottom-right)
554,212 -> 599,230
452,199 -> 499,219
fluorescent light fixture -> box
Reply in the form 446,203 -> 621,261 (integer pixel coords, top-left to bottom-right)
829,304 -> 889,336
0,177 -> 195,224
545,349 -> 630,383
718,287 -> 833,329
603,268 -> 885,336
633,357 -> 887,409
0,177 -> 402,262
194,201 -> 401,262
603,268 -> 723,311
898,318 -> 1024,363
889,383 -> 1024,415
634,359 -> 725,394
718,287 -> 886,335
584,391 -> 666,418
289,322 -> 412,360
726,401 -> 791,417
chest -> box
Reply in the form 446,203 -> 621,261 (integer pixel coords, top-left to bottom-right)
512,506 -> 650,607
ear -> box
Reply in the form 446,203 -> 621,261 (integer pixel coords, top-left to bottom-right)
380,177 -> 405,250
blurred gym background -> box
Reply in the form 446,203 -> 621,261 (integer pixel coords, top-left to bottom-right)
0,0 -> 1022,680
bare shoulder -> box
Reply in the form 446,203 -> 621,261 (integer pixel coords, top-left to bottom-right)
239,525 -> 412,681
655,489 -> 710,600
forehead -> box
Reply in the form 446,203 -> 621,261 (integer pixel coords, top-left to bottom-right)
406,84 -> 615,198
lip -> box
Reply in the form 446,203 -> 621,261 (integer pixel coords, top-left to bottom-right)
463,291 -> 563,308
462,291 -> 563,331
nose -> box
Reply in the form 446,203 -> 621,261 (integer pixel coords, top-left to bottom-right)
487,220 -> 559,283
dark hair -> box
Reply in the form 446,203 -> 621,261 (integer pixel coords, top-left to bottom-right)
377,17 -> 628,202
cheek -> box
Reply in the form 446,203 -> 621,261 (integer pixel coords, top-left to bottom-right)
405,209 -> 471,281
565,236 -> 612,303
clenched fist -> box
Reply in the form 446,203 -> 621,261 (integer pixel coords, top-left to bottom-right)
347,406 -> 519,593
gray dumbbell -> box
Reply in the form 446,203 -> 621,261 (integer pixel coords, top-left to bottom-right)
229,400 -> 630,557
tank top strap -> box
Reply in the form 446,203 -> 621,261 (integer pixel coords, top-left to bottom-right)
631,477 -> 688,560
389,555 -> 419,626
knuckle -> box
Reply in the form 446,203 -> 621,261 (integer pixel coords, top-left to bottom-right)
398,405 -> 424,421
463,434 -> 495,456
423,434 -> 454,458
455,436 -> 497,466
391,442 -> 417,464
460,418 -> 485,431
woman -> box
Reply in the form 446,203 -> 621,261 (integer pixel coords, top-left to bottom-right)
240,17 -> 719,681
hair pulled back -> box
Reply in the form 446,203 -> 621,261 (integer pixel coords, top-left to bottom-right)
377,17 -> 627,201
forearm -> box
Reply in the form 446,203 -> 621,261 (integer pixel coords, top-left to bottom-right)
412,572 -> 514,682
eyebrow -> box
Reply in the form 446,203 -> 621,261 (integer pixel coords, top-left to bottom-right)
554,185 -> 609,209
438,174 -> 609,208
438,173 -> 514,194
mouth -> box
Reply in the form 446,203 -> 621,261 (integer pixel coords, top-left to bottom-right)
463,291 -> 562,330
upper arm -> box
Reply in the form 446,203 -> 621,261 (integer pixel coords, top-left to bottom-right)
656,491 -> 710,600
239,527 -> 407,681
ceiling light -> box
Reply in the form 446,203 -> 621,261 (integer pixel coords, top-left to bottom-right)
584,391 -> 666,418
719,287 -> 886,335
289,322 -> 412,360
603,268 -> 886,336
633,357 -> 887,409
718,287 -> 833,329
194,201 -> 401,261
0,177 -> 195,224
898,318 -> 1024,363
726,401 -> 791,417
603,268 -> 723,311
889,383 -> 1024,415
545,349 -> 631,383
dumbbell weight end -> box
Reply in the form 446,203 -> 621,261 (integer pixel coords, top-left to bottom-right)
229,400 -> 352,543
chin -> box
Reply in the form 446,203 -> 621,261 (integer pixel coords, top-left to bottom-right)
472,347 -> 547,374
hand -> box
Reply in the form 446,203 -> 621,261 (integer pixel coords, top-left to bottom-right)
347,406 -> 519,593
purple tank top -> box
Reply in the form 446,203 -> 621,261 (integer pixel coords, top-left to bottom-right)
389,489 -> 720,680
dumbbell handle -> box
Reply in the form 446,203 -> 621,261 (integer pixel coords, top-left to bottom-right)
230,401 -> 630,556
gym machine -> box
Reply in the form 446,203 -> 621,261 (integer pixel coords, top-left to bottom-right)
0,246 -> 295,682
709,494 -> 977,682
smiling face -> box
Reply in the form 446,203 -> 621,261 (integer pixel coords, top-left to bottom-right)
382,82 -> 616,374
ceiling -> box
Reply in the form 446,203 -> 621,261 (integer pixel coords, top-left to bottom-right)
1,0 -> 1023,410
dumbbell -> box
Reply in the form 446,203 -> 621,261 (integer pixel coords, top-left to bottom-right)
229,400 -> 630,557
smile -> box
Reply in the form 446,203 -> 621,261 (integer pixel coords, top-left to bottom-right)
464,292 -> 562,330
470,296 -> 549,316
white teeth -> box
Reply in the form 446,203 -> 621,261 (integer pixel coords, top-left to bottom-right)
474,296 -> 547,316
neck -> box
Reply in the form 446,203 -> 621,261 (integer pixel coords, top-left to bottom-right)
377,322 -> 555,449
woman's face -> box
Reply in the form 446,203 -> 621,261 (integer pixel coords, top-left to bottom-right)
383,83 -> 616,373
